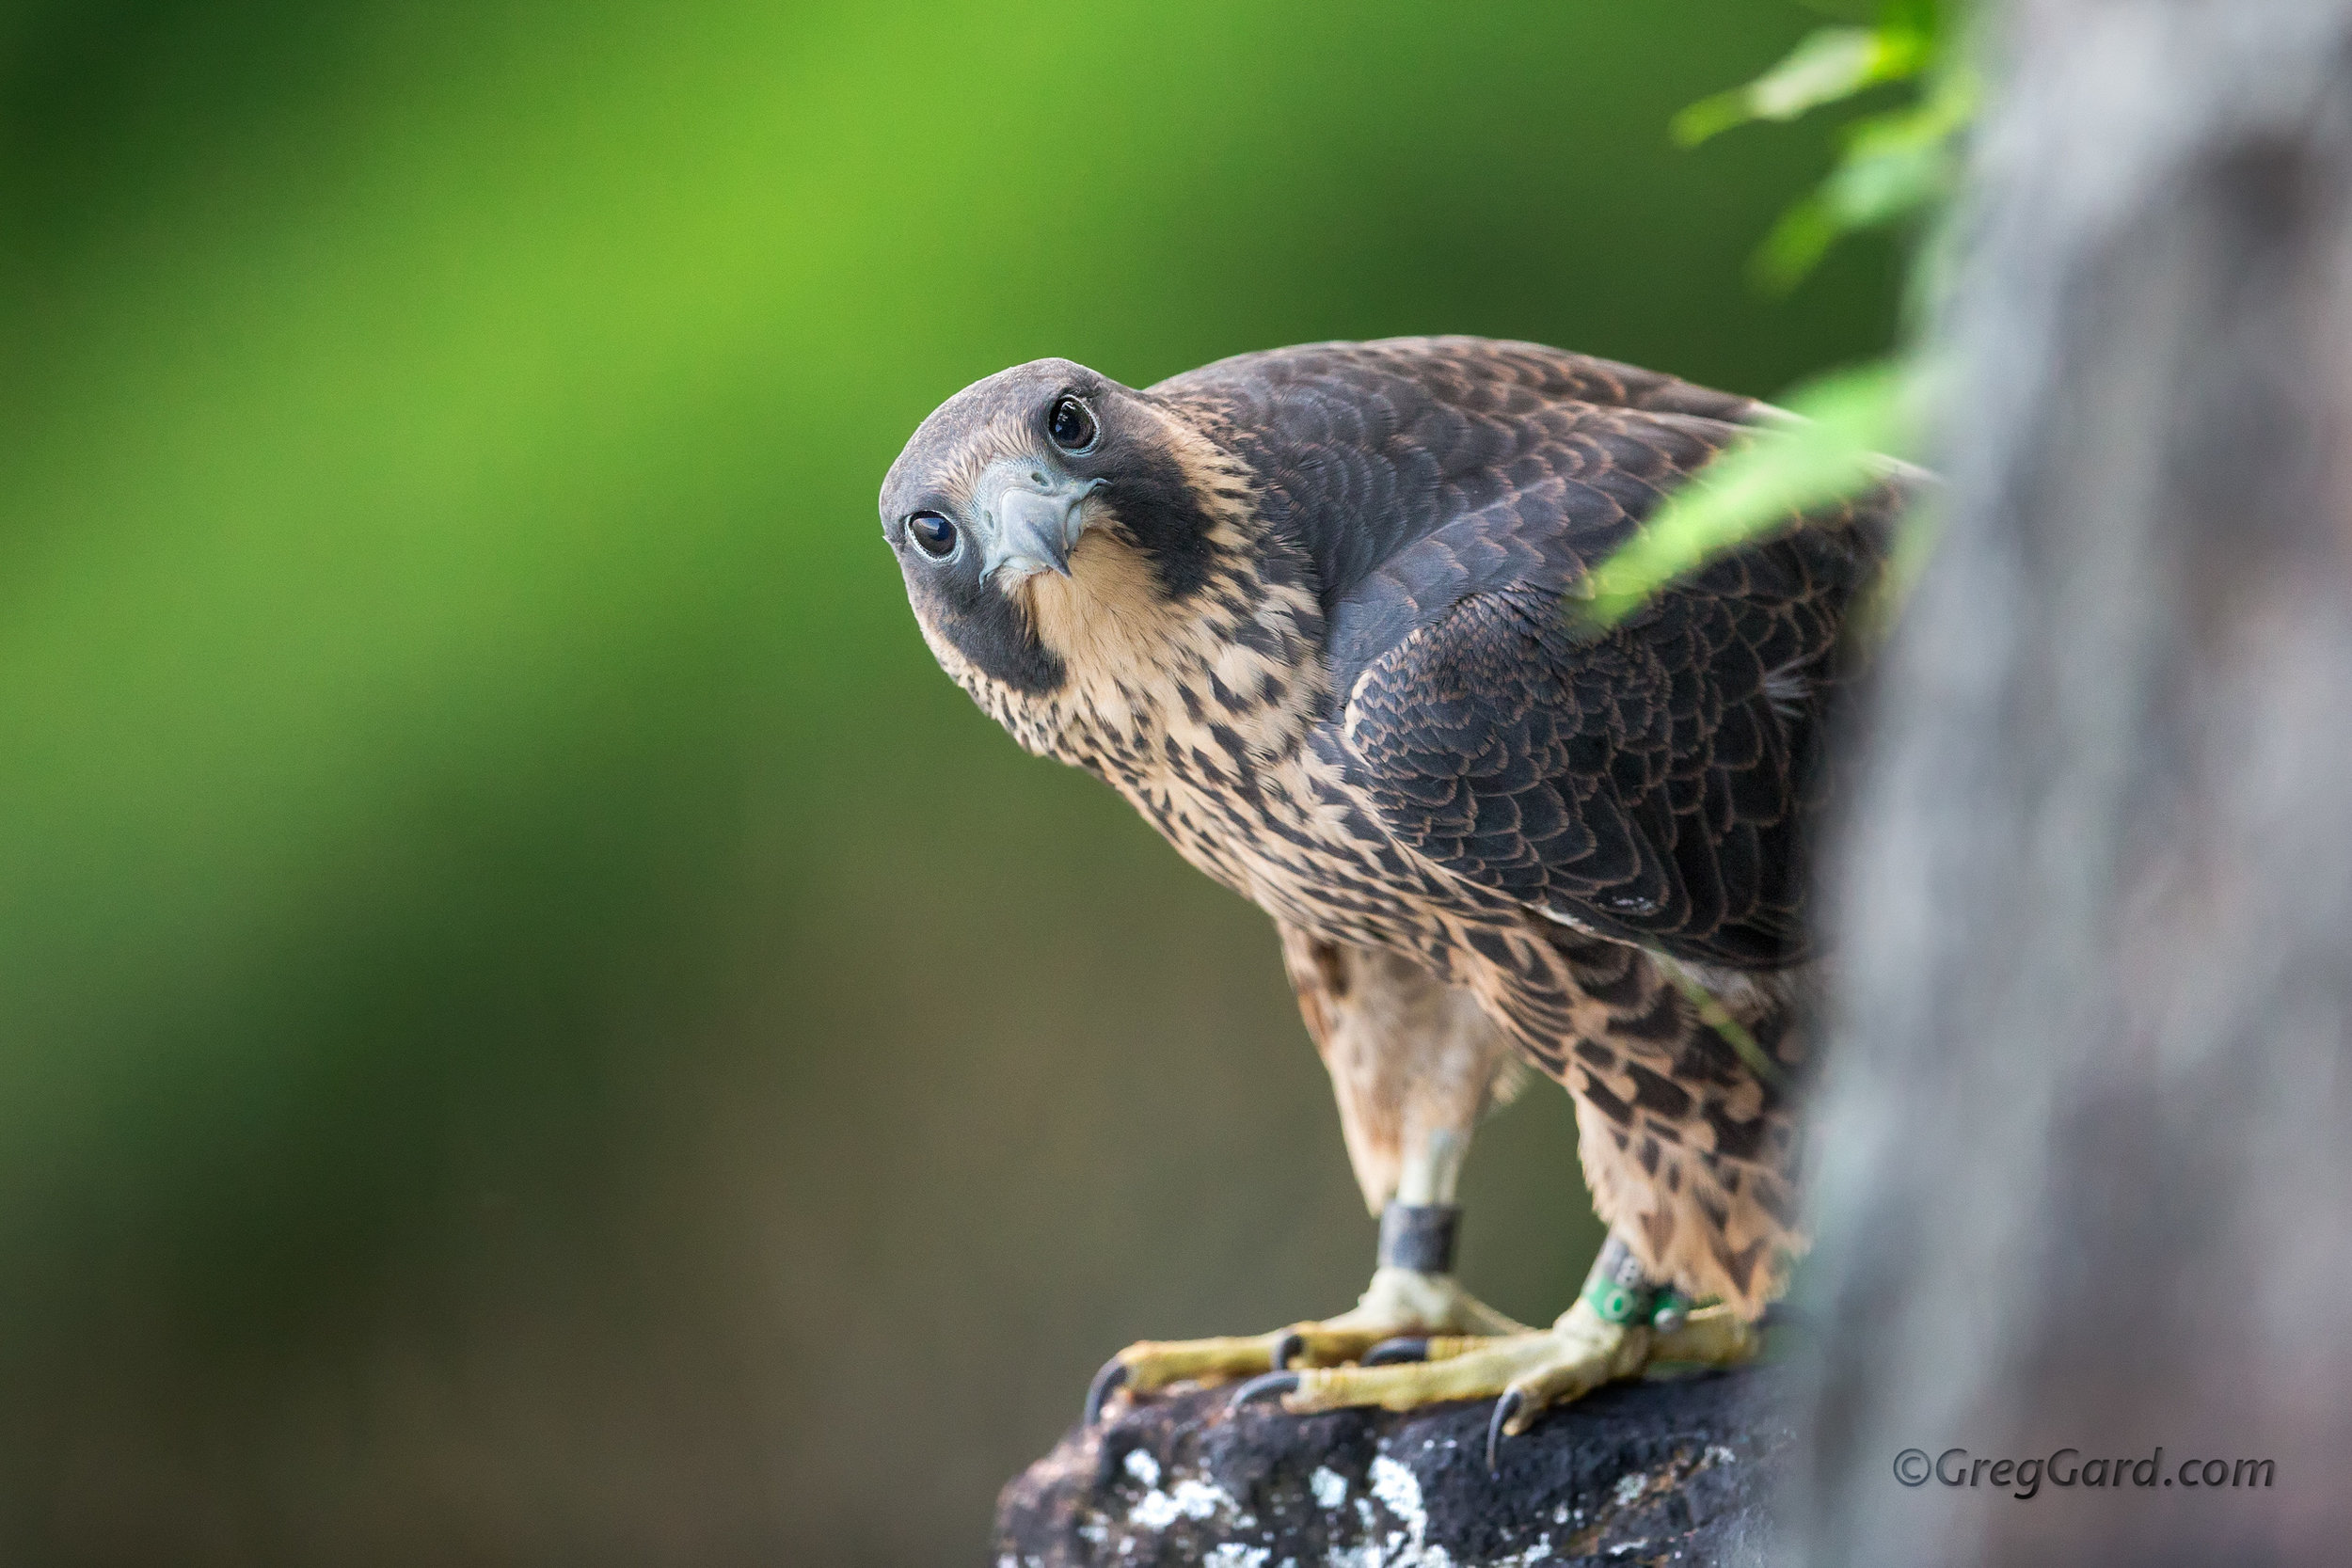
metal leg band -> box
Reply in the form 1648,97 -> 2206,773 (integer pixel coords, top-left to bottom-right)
1377,1202 -> 1461,1273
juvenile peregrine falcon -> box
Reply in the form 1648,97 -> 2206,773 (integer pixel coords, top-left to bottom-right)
880,338 -> 1896,1459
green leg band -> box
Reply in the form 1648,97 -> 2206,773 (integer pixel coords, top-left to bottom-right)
1578,1236 -> 1700,1329
1580,1234 -> 1661,1325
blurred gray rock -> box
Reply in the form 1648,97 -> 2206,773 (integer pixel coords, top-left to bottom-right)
993,1368 -> 1787,1567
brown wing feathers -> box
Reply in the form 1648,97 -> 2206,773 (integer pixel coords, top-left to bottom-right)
1156,338 -> 1891,969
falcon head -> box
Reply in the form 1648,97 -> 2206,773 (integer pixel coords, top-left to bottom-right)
879,358 -> 1237,703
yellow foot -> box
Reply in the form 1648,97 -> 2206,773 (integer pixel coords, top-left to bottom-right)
1085,1268 -> 1531,1425
1227,1299 -> 1762,1470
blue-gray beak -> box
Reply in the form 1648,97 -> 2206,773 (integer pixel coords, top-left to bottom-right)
972,459 -> 1104,585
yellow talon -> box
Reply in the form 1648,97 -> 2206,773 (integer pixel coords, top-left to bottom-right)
1116,1329 -> 1299,1394
1256,1298 -> 1766,1433
1650,1303 -> 1761,1368
1083,1269 -> 1536,1423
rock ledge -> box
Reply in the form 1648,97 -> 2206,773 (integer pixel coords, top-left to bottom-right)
993,1367 -> 1788,1567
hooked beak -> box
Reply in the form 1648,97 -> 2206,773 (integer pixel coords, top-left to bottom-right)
972,460 -> 1105,585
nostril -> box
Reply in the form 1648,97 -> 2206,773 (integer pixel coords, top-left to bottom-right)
1030,471 -> 1046,485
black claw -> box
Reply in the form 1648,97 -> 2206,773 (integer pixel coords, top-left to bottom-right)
1363,1337 -> 1429,1366
1756,1302 -> 1804,1332
1269,1330 -> 1305,1371
1227,1370 -> 1300,1413
1486,1390 -> 1524,1475
1083,1356 -> 1130,1428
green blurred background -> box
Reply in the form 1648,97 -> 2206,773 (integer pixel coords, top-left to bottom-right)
0,3 -> 1896,1562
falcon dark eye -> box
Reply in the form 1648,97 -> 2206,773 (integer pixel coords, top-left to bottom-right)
907,512 -> 959,561
1047,395 -> 1098,453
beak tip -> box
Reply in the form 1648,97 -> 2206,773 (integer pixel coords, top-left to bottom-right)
980,467 -> 1095,588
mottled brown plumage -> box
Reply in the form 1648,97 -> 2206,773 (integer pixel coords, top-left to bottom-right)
881,337 -> 1897,1325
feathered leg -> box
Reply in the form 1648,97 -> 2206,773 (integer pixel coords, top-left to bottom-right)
1231,925 -> 1797,1461
1083,929 -> 1527,1424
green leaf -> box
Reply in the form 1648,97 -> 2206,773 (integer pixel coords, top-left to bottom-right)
1754,191 -> 1845,293
1672,24 -> 1931,146
1570,361 -> 1915,631
1750,59 -> 1977,289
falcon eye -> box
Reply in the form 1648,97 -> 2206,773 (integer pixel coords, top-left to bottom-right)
907,512 -> 959,561
1047,395 -> 1098,453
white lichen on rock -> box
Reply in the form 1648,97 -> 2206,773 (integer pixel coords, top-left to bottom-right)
1129,1475 -> 1235,1531
1309,1466 -> 1348,1509
1365,1453 -> 1439,1565
1366,1455 -> 1422,1537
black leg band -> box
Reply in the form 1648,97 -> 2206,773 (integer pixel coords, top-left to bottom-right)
1377,1202 -> 1460,1273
